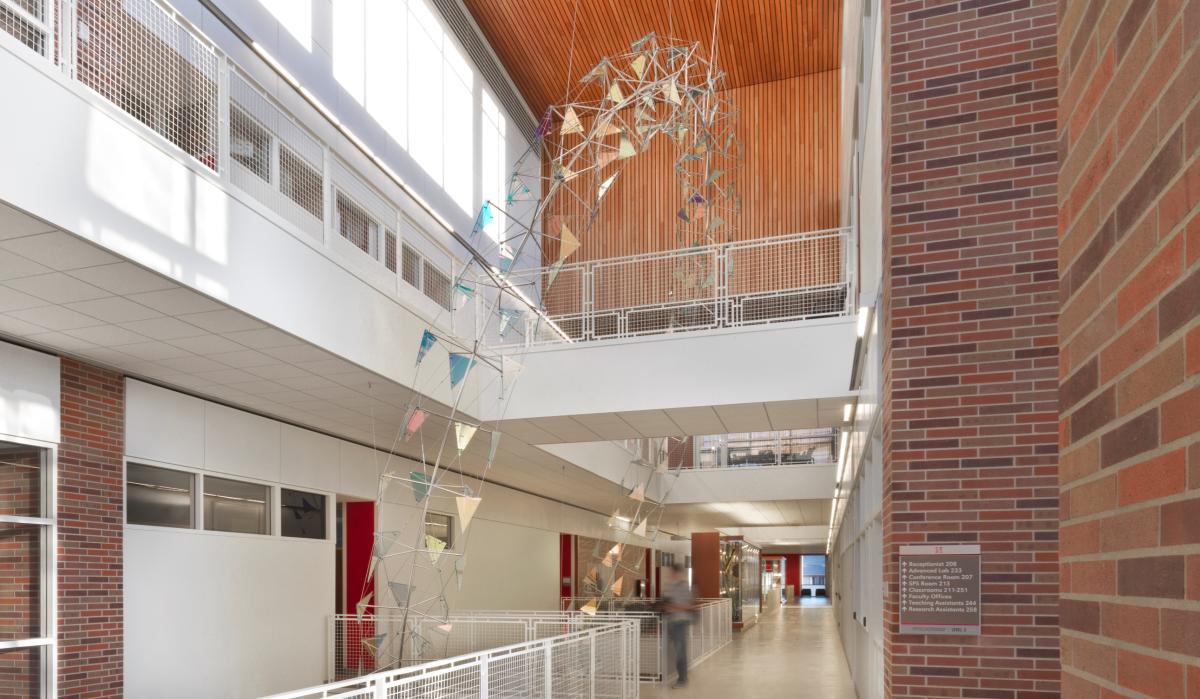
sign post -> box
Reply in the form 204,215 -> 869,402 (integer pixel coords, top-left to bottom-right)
899,544 -> 981,635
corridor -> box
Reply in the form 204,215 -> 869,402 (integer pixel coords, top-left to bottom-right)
644,604 -> 857,698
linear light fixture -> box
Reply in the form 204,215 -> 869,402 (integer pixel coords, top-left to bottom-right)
856,305 -> 869,337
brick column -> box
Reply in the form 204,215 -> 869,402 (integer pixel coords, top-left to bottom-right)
883,1 -> 1060,696
1058,2 -> 1200,696
58,359 -> 124,697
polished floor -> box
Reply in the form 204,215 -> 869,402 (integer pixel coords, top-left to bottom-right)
642,602 -> 857,698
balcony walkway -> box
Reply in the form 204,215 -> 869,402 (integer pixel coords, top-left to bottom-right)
644,602 -> 856,699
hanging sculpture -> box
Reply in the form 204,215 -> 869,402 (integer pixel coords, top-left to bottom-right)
350,29 -> 741,670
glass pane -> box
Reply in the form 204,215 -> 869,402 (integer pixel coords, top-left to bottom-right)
0,443 -> 43,518
0,523 -> 41,640
126,463 -> 193,528
204,476 -> 270,535
425,512 -> 452,549
281,489 -> 326,540
0,645 -> 42,699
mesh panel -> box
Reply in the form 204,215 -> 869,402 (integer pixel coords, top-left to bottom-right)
76,0 -> 219,169
401,243 -> 421,288
336,191 -> 376,256
0,0 -> 46,54
384,230 -> 397,272
423,261 -> 452,311
229,72 -> 324,238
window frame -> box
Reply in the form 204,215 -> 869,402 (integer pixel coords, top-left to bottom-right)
280,487 -> 328,540
0,435 -> 57,699
424,510 -> 454,551
203,474 -> 273,536
124,461 -> 196,529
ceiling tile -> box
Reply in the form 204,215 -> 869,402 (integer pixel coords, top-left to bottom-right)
177,309 -> 267,333
244,363 -> 310,380
208,349 -> 280,368
24,331 -> 99,352
614,410 -> 684,438
294,357 -> 362,375
0,203 -> 54,240
223,379 -> 289,395
763,399 -> 820,429
0,231 -> 120,270
0,313 -> 47,336
63,324 -> 150,346
0,285 -> 47,312
127,288 -> 224,315
155,354 -> 229,374
712,403 -> 772,432
6,273 -> 111,303
167,334 -> 248,355
66,296 -> 162,323
190,368 -> 262,385
119,317 -> 208,341
224,327 -> 300,349
0,249 -> 51,281
664,406 -> 727,435
7,305 -> 103,331
68,262 -> 176,295
116,340 -> 195,361
261,344 -> 335,363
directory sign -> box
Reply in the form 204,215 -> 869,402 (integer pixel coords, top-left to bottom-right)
899,544 -> 981,635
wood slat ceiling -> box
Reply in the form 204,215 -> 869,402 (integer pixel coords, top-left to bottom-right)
464,0 -> 842,118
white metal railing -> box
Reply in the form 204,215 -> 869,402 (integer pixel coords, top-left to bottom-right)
0,0 -> 460,316
693,428 -> 839,469
277,620 -> 638,699
501,228 -> 854,347
557,598 -> 733,682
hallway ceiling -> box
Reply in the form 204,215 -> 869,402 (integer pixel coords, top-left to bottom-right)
463,0 -> 843,117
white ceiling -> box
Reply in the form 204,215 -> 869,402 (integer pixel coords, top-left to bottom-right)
0,200 -> 835,537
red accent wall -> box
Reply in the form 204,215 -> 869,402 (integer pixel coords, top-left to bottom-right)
58,358 -> 124,697
784,554 -> 801,599
883,1 -> 1060,696
1058,1 -> 1200,695
559,534 -> 573,599
344,502 -> 375,612
691,533 -> 721,599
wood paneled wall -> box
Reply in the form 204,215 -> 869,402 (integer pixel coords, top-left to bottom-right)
541,69 -> 841,266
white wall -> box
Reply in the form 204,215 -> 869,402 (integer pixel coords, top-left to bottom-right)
0,339 -> 59,444
123,379 -> 621,696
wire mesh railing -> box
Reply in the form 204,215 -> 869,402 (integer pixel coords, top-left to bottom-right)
557,598 -> 733,682
502,228 -> 854,347
284,619 -> 638,699
0,0 -> 462,316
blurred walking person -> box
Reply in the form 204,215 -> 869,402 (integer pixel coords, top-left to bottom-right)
663,563 -> 695,689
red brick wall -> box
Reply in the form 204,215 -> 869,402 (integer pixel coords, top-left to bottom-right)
883,1 -> 1060,696
58,359 -> 124,697
1057,1 -> 1200,696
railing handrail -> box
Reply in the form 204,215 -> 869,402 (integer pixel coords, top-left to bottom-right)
507,227 -> 853,279
282,619 -> 637,699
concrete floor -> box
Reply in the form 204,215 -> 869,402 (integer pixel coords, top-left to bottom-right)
642,603 -> 857,698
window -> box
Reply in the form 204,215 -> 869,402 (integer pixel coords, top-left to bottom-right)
0,439 -> 53,697
280,146 -> 324,220
335,191 -> 378,256
126,463 -> 194,528
401,242 -> 422,288
204,476 -> 270,535
423,261 -> 453,310
425,512 -> 453,550
481,90 -> 507,242
281,489 -> 326,540
384,229 -> 398,272
230,106 -> 272,182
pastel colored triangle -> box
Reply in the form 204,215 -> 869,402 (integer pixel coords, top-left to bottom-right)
628,482 -> 645,502
437,623 -> 453,633
456,495 -> 482,531
405,408 -> 427,439
454,422 -> 477,452
389,581 -> 411,607
426,534 -> 447,564
410,471 -> 430,503
663,79 -> 681,105
611,576 -> 624,595
558,223 -> 581,261
561,106 -> 583,135
631,54 -> 647,78
487,431 -> 502,466
618,134 -> 636,159
633,518 -> 648,537
608,81 -> 624,103
597,172 -> 618,200
580,599 -> 598,616
356,591 -> 372,620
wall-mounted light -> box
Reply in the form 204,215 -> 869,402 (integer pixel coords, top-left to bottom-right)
856,306 -> 870,337
843,403 -> 853,422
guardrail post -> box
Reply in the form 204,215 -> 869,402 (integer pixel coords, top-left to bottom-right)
543,643 -> 553,697
589,630 -> 596,699
217,53 -> 230,179
326,615 -> 335,682
480,658 -> 489,697
58,0 -> 76,77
